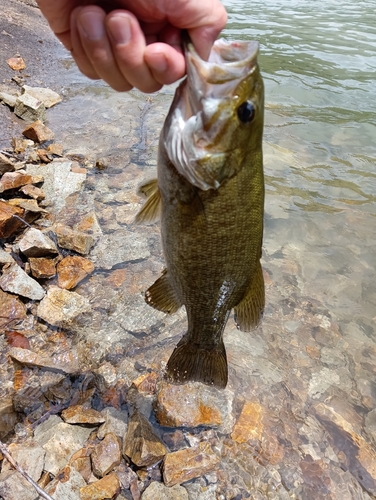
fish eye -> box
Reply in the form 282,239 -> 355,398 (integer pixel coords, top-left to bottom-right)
237,101 -> 255,123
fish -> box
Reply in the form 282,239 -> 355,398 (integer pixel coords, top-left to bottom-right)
136,34 -> 265,388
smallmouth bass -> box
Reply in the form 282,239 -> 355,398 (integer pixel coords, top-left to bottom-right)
136,36 -> 265,388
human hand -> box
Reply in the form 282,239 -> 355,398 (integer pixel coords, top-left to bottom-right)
36,0 -> 227,93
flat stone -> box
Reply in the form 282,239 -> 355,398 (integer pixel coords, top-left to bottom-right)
61,404 -> 105,425
29,257 -> 56,279
0,92 -> 17,108
0,262 -> 45,300
231,401 -> 263,444
22,86 -> 62,108
19,227 -> 58,257
69,448 -> 92,483
57,255 -> 94,289
123,411 -> 167,467
97,407 -> 128,439
7,198 -> 47,218
0,249 -> 14,265
79,472 -> 121,500
22,121 -> 54,143
0,153 -> 16,174
45,465 -> 86,500
54,223 -> 95,255
36,285 -> 91,326
0,171 -> 34,192
9,346 -> 80,373
141,481 -> 189,500
163,442 -> 220,487
7,57 -> 26,70
19,184 -> 45,200
33,416 -> 93,475
0,469 -> 39,500
0,200 -> 24,238
0,289 -> 27,328
1,439 -> 45,482
15,95 -> 46,122
91,432 -> 122,477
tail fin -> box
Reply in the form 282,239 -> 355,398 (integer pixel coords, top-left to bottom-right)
166,336 -> 228,388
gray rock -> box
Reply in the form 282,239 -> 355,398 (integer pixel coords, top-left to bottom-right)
9,346 -> 80,374
0,262 -> 45,300
45,465 -> 86,500
142,482 -> 189,500
91,432 -> 122,477
22,85 -> 62,108
1,439 -> 45,481
14,93 -> 46,122
36,285 -> 91,326
0,470 -> 39,500
18,227 -> 58,257
0,91 -> 17,108
98,407 -> 128,439
0,248 -> 14,265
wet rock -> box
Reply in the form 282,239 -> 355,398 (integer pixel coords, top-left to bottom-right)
79,472 -> 121,500
19,184 -> 45,200
15,94 -> 46,122
0,262 -> 45,300
22,120 -> 53,143
97,407 -> 128,439
54,223 -> 95,255
163,442 -> 220,487
7,57 -> 26,70
123,411 -> 168,467
231,401 -> 263,443
36,285 -> 91,326
18,227 -> 57,257
22,85 -> 62,108
1,439 -> 45,481
0,152 -> 16,174
0,200 -> 24,238
57,255 -> 94,289
0,289 -> 27,328
91,432 -> 122,477
29,257 -> 56,279
61,404 -> 105,425
0,469 -> 39,500
69,447 -> 93,483
45,465 -> 86,500
155,381 -> 232,429
141,481 -> 189,500
9,346 -> 80,373
0,171 -> 33,192
33,415 -> 93,475
133,372 -> 159,394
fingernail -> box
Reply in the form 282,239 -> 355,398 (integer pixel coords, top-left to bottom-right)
78,11 -> 105,40
107,14 -> 131,45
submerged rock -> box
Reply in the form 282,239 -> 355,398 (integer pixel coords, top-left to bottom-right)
0,262 -> 45,300
9,346 -> 80,373
231,401 -> 263,443
97,407 -> 128,439
141,481 -> 189,500
54,223 -> 95,255
36,285 -> 91,326
57,255 -> 94,289
0,289 -> 27,328
61,404 -> 105,425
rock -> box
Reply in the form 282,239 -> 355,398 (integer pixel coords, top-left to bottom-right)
141,481 -> 189,500
1,439 -> 45,481
0,469 -> 39,500
61,404 -> 105,425
91,432 -> 122,477
11,137 -> 33,153
47,143 -> 64,156
0,249 -> 14,265
26,160 -> 87,213
155,382 -> 230,428
36,285 -> 91,326
231,401 -> 263,444
0,171 -> 34,192
7,57 -> 26,70
9,346 -> 80,373
44,465 -> 86,500
162,430 -> 187,452
53,223 -> 95,255
0,262 -> 45,300
33,415 -> 93,475
69,448 -> 93,483
0,289 -> 27,328
29,257 -> 56,279
5,330 -> 30,349
163,442 -> 220,487
18,227 -> 58,257
0,153 -> 16,174
0,92 -> 17,108
22,120 -> 54,143
7,199 -> 47,220
0,397 -> 19,439
97,407 -> 128,439
79,472 -> 121,500
19,184 -> 45,200
22,86 -> 62,108
15,95 -> 46,122
0,200 -> 24,238
123,411 -> 167,467
57,255 -> 94,289
132,372 -> 159,394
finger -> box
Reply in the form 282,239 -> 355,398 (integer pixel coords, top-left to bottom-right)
106,11 -> 162,94
145,43 -> 185,85
75,6 -> 133,91
70,7 -> 99,80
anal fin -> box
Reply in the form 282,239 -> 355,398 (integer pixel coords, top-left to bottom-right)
145,269 -> 182,314
135,179 -> 161,223
234,260 -> 265,332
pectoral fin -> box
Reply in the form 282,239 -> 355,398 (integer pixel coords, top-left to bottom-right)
135,179 -> 161,223
234,261 -> 265,332
145,269 -> 182,314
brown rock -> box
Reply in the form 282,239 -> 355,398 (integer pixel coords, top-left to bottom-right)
91,432 -> 122,477
163,442 -> 220,486
0,200 -> 25,238
231,401 -> 263,443
132,372 -> 159,394
61,404 -> 105,425
0,171 -> 34,192
19,184 -> 45,200
79,472 -> 121,500
123,411 -> 167,467
22,120 -> 54,143
7,57 -> 26,70
0,290 -> 27,328
36,285 -> 91,326
37,148 -> 51,163
54,223 -> 95,255
69,447 -> 93,482
104,268 -> 127,289
0,153 -> 16,175
47,143 -> 64,156
4,331 -> 30,349
29,257 -> 56,279
57,255 -> 94,289
11,138 -> 32,153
